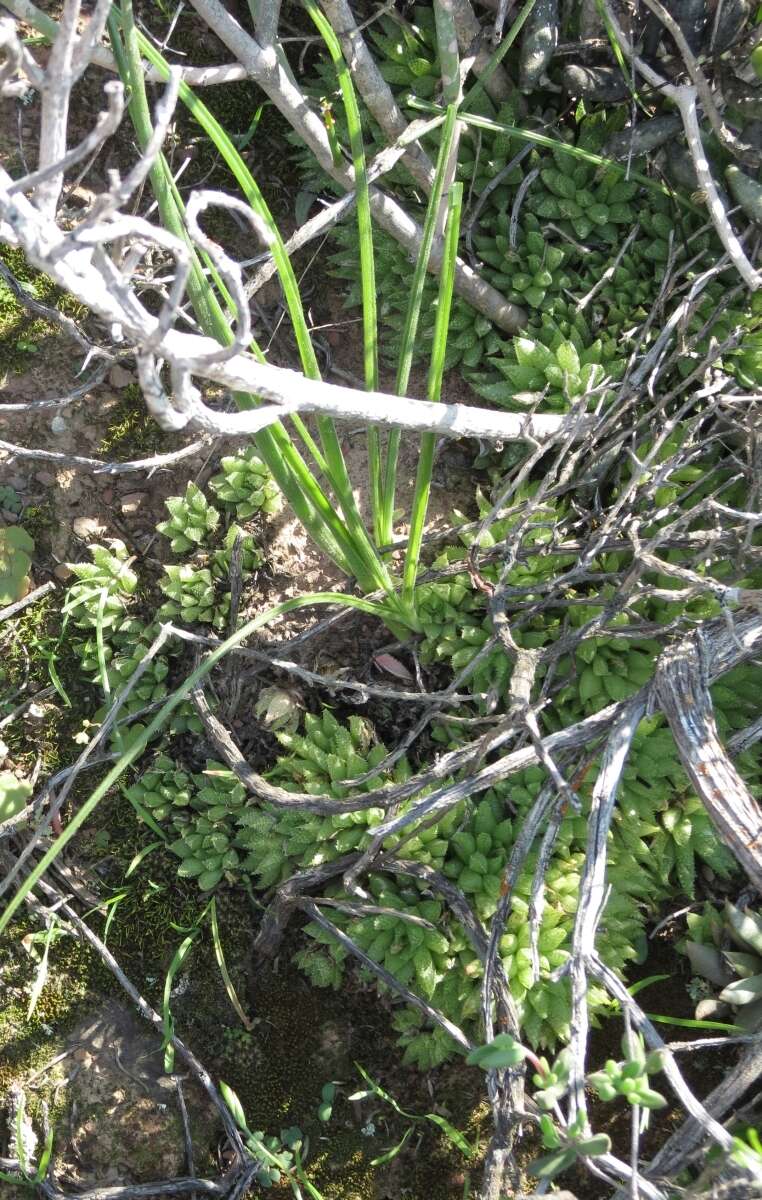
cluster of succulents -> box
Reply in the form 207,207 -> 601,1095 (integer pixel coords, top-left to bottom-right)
293,9 -> 762,408
587,1034 -> 667,1110
209,448 -> 282,521
251,710 -> 462,886
125,756 -> 256,892
281,721 -> 649,1059
210,524 -> 263,581
472,219 -> 570,314
298,876 -> 452,1000
612,718 -> 738,899
62,542 -> 203,747
681,902 -> 762,1032
153,468 -> 277,630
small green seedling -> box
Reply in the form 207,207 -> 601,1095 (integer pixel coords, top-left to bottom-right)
317,1082 -> 337,1122
587,1033 -> 667,1109
466,1033 -> 527,1070
531,1111 -> 611,1180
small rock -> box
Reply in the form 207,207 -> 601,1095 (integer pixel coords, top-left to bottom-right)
109,364 -> 134,389
156,1076 -> 176,1090
50,415 -> 67,435
53,563 -> 73,581
121,492 -> 147,516
72,516 -> 106,539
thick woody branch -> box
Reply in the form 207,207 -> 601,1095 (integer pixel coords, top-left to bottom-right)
0,164 -> 571,445
2,0 -> 249,85
319,0 -> 435,194
654,633 -> 762,892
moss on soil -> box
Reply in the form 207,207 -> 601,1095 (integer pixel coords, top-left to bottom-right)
98,384 -> 167,460
0,245 -> 86,376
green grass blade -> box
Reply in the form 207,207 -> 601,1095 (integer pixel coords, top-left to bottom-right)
26,917 -> 57,1020
33,1123 -> 54,1183
402,182 -> 463,607
124,840 -> 163,878
209,897 -> 254,1031
162,932 -> 197,1072
102,892 -> 129,946
381,103 -> 461,546
434,0 -> 461,105
131,22 -> 392,596
370,1125 -> 413,1167
303,0 -> 384,543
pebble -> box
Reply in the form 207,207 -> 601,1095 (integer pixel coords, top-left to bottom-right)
109,364 -> 135,389
121,492 -> 147,515
50,416 -> 67,435
72,516 -> 106,539
53,563 -> 73,581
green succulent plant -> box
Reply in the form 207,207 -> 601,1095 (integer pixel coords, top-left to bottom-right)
124,754 -> 195,823
128,755 -> 269,892
612,718 -> 742,899
168,762 -> 250,891
157,482 -> 220,554
292,14 -> 762,410
64,540 -> 138,633
209,448 -> 281,521
587,1034 -> 667,1109
472,218 -> 571,314
210,523 -> 263,580
298,876 -> 452,1001
0,525 -> 33,606
0,485 -> 22,514
0,771 -> 32,823
682,902 -> 762,1032
157,563 -> 228,629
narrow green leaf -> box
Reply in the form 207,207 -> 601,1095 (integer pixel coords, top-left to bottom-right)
125,840 -> 163,879
209,897 -> 255,1031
